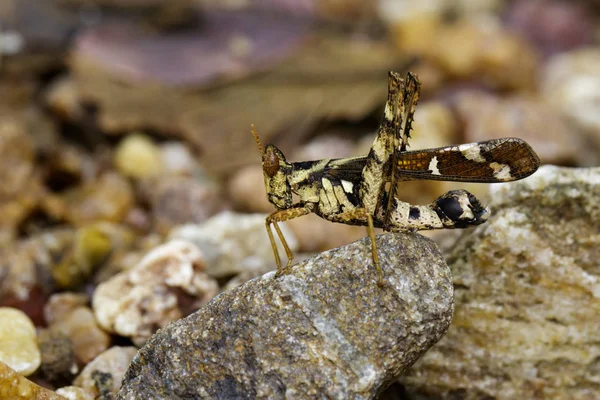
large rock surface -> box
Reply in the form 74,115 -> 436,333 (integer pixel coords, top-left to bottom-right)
118,233 -> 454,399
401,166 -> 600,399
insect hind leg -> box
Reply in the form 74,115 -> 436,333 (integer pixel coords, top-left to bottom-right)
386,190 -> 489,231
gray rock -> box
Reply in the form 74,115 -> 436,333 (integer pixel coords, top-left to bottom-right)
118,233 -> 453,399
401,166 -> 600,399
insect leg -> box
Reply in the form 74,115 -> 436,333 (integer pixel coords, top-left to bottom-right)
365,212 -> 383,287
328,207 -> 384,287
385,190 -> 489,231
264,219 -> 282,269
265,206 -> 311,276
359,71 -> 403,216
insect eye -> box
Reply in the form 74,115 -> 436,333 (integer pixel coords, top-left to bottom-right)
264,148 -> 280,177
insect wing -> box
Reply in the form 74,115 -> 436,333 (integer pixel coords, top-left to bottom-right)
395,138 -> 540,182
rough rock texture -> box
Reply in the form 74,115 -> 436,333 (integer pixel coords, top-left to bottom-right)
401,166 -> 600,399
0,360 -> 66,400
118,233 -> 454,399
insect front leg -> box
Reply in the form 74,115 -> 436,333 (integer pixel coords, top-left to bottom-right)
265,206 -> 312,276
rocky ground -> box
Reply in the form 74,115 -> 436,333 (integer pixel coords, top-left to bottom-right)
1,1 -> 600,399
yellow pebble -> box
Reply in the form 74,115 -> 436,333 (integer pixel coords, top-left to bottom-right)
114,133 -> 163,178
0,308 -> 41,376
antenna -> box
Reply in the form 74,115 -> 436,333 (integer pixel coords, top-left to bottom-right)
251,124 -> 263,154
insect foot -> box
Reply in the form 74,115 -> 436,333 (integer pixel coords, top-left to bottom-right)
432,190 -> 489,228
118,234 -> 453,399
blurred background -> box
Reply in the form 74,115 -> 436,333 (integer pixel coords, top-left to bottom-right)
1,0 -> 600,396
1,0 -> 600,311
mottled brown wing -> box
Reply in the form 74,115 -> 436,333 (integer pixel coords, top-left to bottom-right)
395,138 -> 540,182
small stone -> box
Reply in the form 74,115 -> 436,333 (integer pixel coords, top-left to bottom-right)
71,12 -> 308,86
93,240 -> 219,345
114,133 -> 163,179
148,175 -> 225,235
0,229 -> 74,324
44,292 -> 90,326
435,18 -> 538,89
401,166 -> 600,399
541,48 -> 600,144
388,10 -> 538,90
0,307 -> 41,376
55,386 -> 94,400
410,102 -> 458,149
159,141 -> 198,176
63,173 -> 135,225
38,330 -> 77,384
0,361 -> 66,400
74,346 -> 137,400
52,225 -> 113,288
505,0 -> 594,56
0,115 -> 44,238
290,134 -> 356,161
227,165 -> 274,213
118,234 -> 453,399
169,211 -> 299,277
50,307 -> 111,364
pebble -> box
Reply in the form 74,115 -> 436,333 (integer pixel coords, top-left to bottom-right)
0,307 -> 41,376
0,360 -> 66,400
93,240 -> 219,345
159,141 -> 199,176
387,10 -> 538,90
63,172 -> 135,225
44,292 -> 110,364
148,175 -> 225,235
0,229 -> 74,325
505,0 -> 594,56
118,233 -> 453,399
541,48 -> 600,146
74,346 -> 137,400
38,329 -> 78,383
44,292 -> 90,325
169,211 -> 299,277
52,224 -> 113,289
114,133 -> 163,179
51,307 -> 111,364
290,133 -> 356,161
227,165 -> 273,213
55,386 -> 94,400
0,116 -> 43,237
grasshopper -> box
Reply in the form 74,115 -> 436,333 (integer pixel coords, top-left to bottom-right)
252,71 -> 540,287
